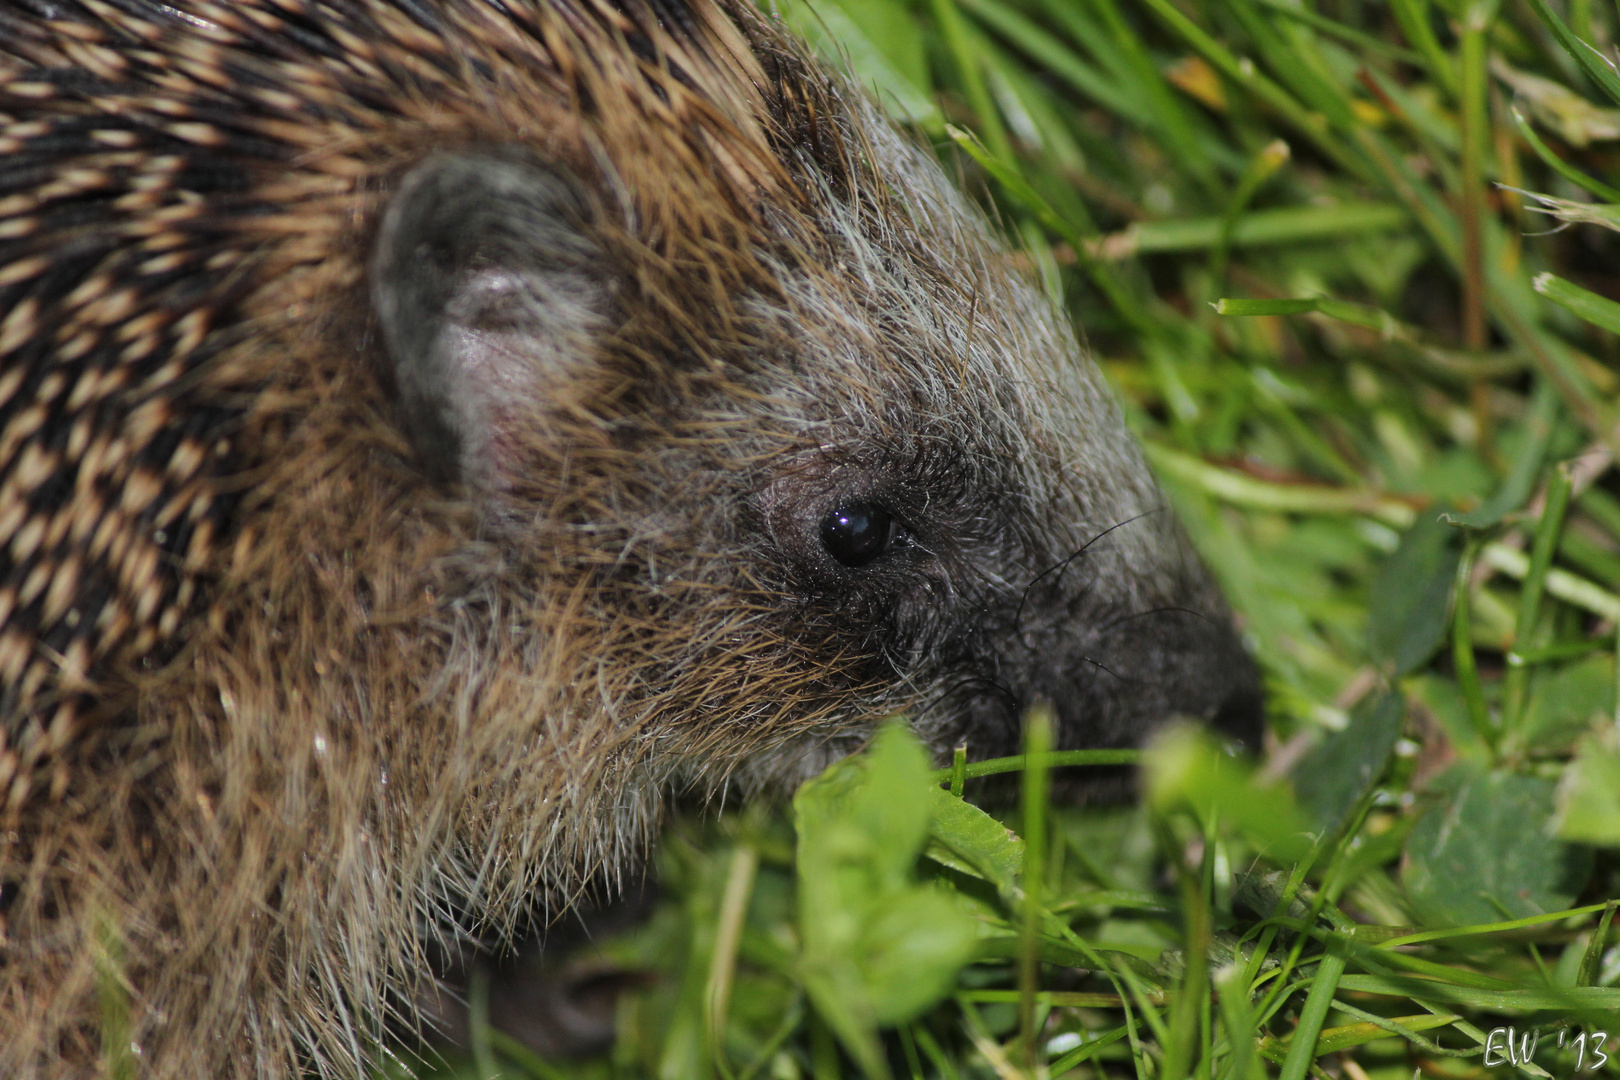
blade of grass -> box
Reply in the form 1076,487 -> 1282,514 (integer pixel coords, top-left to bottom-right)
931,0 -> 1012,162
1214,963 -> 1261,1080
1222,0 -> 1354,130
1214,295 -> 1400,339
958,0 -> 1145,123
1390,0 -> 1458,97
1508,106 -> 1620,202
1480,541 -> 1620,621
1018,706 -> 1053,1071
910,1026 -> 960,1080
1047,1024 -> 1131,1074
1337,975 -> 1620,1011
947,124 -> 1160,337
1255,0 -> 1421,64
1144,444 -> 1417,526
1451,536 -> 1497,753
705,843 -> 759,1079
1377,900 -> 1617,948
1209,140 -> 1290,292
1459,2 -> 1496,357
1277,936 -> 1350,1080
1459,2 -> 1497,451
1502,462 -> 1574,739
931,748 -> 1140,783
948,744 -> 967,797
898,1028 -> 923,1080
1534,271 -> 1620,335
1137,0 -> 1366,182
737,997 -> 807,1080
468,965 -> 498,1080
488,1029 -> 574,1080
1352,946 -> 1518,991
960,989 -> 1163,1008
1507,637 -> 1609,665
1576,901 -> 1618,986
1523,0 -> 1620,106
94,912 -> 134,1080
1092,0 -> 1219,195
1119,202 -> 1407,256
1275,1009 -> 1460,1057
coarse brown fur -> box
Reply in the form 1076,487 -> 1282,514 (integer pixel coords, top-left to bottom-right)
0,1 -> 1262,1076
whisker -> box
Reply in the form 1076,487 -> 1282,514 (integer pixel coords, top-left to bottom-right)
919,671 -> 1020,717
1014,509 -> 1165,640
1095,605 -> 1212,634
1075,654 -> 1133,683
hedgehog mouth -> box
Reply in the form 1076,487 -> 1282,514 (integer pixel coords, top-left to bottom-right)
920,604 -> 1265,768
674,720 -> 880,802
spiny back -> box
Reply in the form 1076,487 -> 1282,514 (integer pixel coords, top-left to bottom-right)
0,0 -> 841,806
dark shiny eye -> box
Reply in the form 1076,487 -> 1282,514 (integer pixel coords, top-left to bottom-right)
820,502 -> 899,568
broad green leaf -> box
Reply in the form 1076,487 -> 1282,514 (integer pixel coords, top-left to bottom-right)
924,784 -> 1025,899
1403,764 -> 1593,927
1366,509 -> 1460,676
1144,724 -> 1312,857
1555,737 -> 1620,844
794,723 -> 978,1079
1522,655 -> 1617,752
1292,689 -> 1403,833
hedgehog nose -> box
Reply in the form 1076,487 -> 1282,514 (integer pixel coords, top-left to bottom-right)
1168,611 -> 1265,750
1033,604 -> 1265,757
1207,651 -> 1265,751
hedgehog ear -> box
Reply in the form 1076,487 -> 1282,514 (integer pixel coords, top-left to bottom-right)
371,150 -> 608,489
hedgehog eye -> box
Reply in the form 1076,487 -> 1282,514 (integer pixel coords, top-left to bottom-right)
820,502 -> 901,568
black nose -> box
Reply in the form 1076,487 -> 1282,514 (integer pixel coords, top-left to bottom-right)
1003,604 -> 1266,758
1103,606 -> 1266,751
1207,654 -> 1266,752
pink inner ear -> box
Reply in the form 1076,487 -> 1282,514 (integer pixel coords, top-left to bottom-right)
436,325 -> 534,490
436,265 -> 608,490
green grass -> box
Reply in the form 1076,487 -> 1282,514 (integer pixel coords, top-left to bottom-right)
407,0 -> 1620,1076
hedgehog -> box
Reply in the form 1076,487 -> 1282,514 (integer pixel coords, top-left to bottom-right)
0,0 -> 1262,1075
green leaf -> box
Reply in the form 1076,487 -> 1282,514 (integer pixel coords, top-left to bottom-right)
1522,655 -> 1617,753
1366,510 -> 1461,677
1535,271 -> 1620,334
1128,202 -> 1408,253
1403,764 -> 1593,927
1555,737 -> 1620,844
1212,295 -> 1395,330
1144,724 -> 1312,857
1522,0 -> 1620,107
1291,689 -> 1403,833
1508,106 -> 1620,201
1278,937 -> 1350,1080
960,0 -> 1147,123
1444,379 -> 1559,529
1214,297 -> 1320,316
924,785 -> 1025,900
794,723 -> 979,1079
